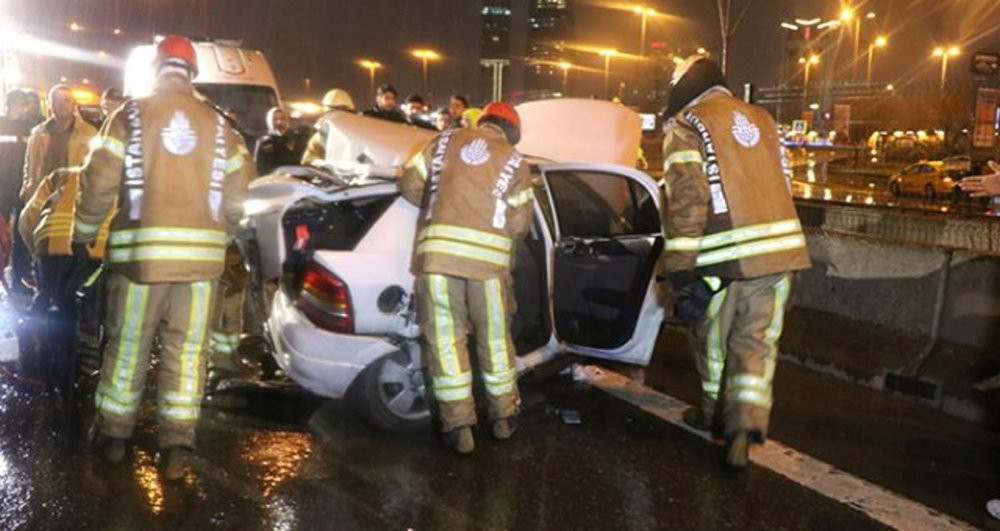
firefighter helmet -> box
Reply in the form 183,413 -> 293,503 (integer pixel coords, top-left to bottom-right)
155,35 -> 198,75
322,89 -> 355,111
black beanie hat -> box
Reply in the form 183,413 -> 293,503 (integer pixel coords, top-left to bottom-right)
663,58 -> 728,120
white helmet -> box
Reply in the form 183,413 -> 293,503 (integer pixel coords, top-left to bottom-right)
322,89 -> 355,111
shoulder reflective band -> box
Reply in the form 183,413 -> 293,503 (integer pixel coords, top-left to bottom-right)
123,100 -> 144,221
409,152 -> 429,180
0,134 -> 20,143
506,187 -> 534,208
74,217 -> 101,238
695,234 -> 806,267
666,218 -> 803,252
702,276 -> 723,291
423,129 -> 456,220
419,223 -> 512,251
665,149 -> 703,169
684,110 -> 729,215
491,151 -> 524,230
101,136 -> 125,160
208,113 -> 227,222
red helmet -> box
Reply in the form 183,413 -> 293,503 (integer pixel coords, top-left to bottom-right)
478,102 -> 521,144
155,35 -> 198,74
478,102 -> 520,130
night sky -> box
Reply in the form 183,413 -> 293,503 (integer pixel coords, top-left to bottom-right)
3,0 -> 998,109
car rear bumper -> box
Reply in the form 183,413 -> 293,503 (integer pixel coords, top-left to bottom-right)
268,291 -> 399,399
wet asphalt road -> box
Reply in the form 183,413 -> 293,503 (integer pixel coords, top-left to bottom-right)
1,297 -> 997,529
0,363 -> 888,530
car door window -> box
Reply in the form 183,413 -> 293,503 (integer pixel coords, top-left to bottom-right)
545,170 -> 660,238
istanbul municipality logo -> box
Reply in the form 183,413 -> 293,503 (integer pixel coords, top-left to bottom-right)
460,138 -> 491,166
162,111 -> 198,156
731,111 -> 760,148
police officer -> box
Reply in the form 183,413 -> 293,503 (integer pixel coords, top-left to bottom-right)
659,56 -> 810,469
301,88 -> 355,167
73,35 -> 252,479
399,102 -> 535,454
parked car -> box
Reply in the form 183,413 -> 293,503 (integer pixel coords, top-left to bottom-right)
240,100 -> 666,431
888,161 -> 962,200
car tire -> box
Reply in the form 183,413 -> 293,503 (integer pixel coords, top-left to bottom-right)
351,349 -> 431,432
889,182 -> 901,197
923,184 -> 936,200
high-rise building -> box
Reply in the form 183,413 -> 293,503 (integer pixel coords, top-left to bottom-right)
526,0 -> 574,98
482,1 -> 513,59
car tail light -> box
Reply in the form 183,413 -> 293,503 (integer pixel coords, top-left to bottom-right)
295,260 -> 355,334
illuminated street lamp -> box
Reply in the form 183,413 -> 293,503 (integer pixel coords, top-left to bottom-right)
558,61 -> 572,96
866,36 -> 887,83
599,48 -> 617,99
359,59 -> 382,96
632,6 -> 656,57
932,45 -> 960,92
411,49 -> 440,95
799,54 -> 820,100
68,21 -> 84,32
840,9 -> 878,80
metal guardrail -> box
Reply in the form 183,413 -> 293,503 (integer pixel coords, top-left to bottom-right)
796,199 -> 1000,255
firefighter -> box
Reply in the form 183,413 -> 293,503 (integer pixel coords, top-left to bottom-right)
18,167 -> 111,397
398,102 -> 535,454
658,56 -> 810,469
73,35 -> 252,479
301,88 -> 355,167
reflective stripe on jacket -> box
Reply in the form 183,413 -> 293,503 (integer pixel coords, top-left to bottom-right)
398,124 -> 535,281
18,168 -> 111,258
660,88 -> 810,279
74,73 -> 253,283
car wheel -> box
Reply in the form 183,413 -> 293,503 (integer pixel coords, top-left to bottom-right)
923,184 -> 936,200
352,349 -> 431,432
889,181 -> 901,197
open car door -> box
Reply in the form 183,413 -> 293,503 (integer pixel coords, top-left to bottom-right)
539,162 -> 665,365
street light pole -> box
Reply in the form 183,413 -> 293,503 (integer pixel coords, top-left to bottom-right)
933,46 -> 960,92
359,60 -> 382,96
559,61 -> 571,96
800,54 -> 819,101
633,6 -> 656,57
411,50 -> 440,96
599,49 -> 616,99
866,36 -> 887,83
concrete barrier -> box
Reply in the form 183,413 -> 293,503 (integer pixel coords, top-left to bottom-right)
781,200 -> 1000,426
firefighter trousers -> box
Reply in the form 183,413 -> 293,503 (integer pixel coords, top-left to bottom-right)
94,272 -> 215,449
416,273 -> 520,432
209,244 -> 246,368
691,273 -> 792,440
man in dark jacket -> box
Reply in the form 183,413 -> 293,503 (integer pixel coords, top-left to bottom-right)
361,84 -> 406,124
253,107 -> 305,175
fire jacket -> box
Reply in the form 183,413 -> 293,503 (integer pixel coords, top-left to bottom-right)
399,124 -> 535,281
20,114 -> 97,201
74,73 -> 253,284
19,167 -> 111,258
660,88 -> 810,279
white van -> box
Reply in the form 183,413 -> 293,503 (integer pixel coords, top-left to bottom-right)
124,38 -> 281,140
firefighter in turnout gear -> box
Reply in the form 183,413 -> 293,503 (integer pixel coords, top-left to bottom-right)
73,35 -> 252,480
399,102 -> 535,454
18,167 -> 111,395
659,57 -> 810,469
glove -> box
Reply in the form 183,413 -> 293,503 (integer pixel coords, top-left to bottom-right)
668,272 -> 729,327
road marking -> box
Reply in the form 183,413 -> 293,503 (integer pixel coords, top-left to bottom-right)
579,365 -> 976,531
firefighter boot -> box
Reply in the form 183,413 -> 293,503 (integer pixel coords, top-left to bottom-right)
492,417 -> 519,440
443,426 -> 475,454
725,431 -> 751,470
162,447 -> 192,481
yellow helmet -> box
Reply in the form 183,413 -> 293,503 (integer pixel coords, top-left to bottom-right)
322,89 -> 355,111
461,107 -> 482,129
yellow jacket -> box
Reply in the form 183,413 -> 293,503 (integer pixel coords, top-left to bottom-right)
74,73 -> 253,284
18,167 -> 111,258
20,114 -> 97,201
